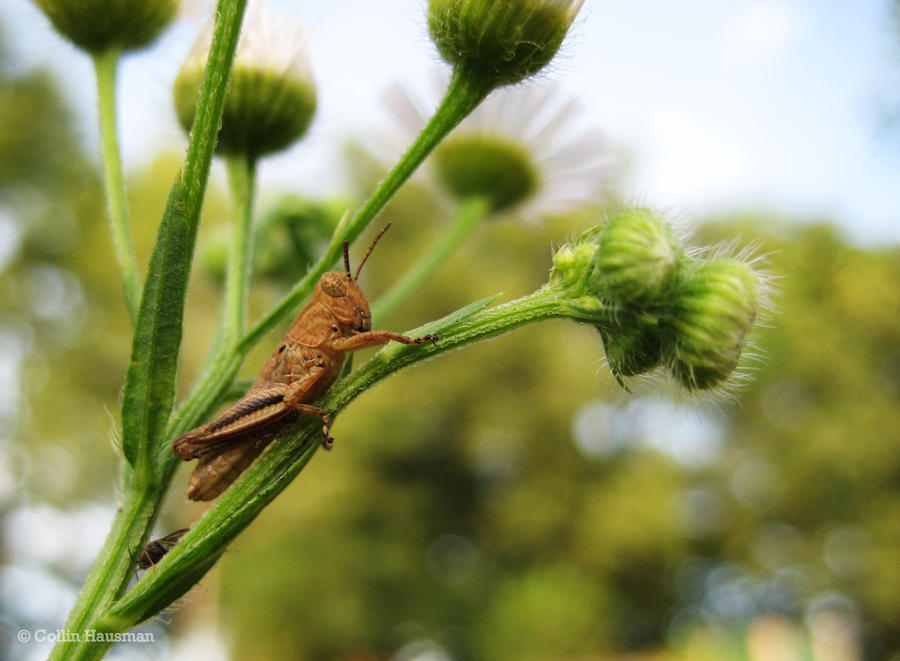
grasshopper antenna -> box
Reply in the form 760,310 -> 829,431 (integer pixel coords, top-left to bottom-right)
343,241 -> 352,275
354,223 -> 392,280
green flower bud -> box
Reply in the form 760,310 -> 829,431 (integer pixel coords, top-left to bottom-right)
433,133 -> 539,213
428,0 -> 584,89
551,229 -> 601,290
252,197 -> 344,284
174,8 -> 317,159
665,258 -> 760,390
34,0 -> 177,54
592,208 -> 681,305
600,323 -> 663,378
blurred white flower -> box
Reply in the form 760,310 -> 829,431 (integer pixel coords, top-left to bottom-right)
383,75 -> 617,221
232,1 -> 313,82
175,0 -> 316,157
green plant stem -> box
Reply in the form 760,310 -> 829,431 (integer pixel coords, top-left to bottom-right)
106,284 -> 595,628
94,48 -> 141,323
160,155 -> 256,468
48,472 -> 158,661
167,69 -> 494,455
372,195 -> 490,320
50,3 -> 248,659
223,155 -> 257,344
246,70 -> 491,344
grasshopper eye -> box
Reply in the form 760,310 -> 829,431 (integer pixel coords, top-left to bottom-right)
320,273 -> 346,297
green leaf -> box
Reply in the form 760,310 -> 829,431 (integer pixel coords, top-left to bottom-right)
119,0 -> 248,473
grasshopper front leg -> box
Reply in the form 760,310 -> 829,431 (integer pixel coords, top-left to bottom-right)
332,331 -> 438,352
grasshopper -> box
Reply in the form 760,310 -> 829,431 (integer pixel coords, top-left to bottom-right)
135,528 -> 189,570
173,226 -> 438,501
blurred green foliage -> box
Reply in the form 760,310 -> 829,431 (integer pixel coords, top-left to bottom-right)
0,48 -> 230,505
3,26 -> 899,661
215,193 -> 899,661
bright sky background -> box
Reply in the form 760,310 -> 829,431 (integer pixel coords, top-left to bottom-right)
3,0 -> 899,245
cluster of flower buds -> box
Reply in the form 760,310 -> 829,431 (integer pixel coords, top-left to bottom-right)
552,208 -> 764,391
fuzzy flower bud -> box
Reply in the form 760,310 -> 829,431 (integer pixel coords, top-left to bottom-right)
551,229 -> 601,291
174,4 -> 316,159
433,134 -> 539,213
551,216 -> 765,392
34,0 -> 178,54
665,258 -> 760,390
592,208 -> 681,305
428,0 -> 584,89
600,322 -> 663,378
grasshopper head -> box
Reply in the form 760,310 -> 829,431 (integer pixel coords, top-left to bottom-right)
314,224 -> 392,334
316,271 -> 372,333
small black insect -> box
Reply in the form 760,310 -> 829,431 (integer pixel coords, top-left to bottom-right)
136,528 -> 189,570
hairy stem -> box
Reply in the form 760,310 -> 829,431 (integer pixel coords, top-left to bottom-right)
94,48 -> 141,323
222,155 -> 257,345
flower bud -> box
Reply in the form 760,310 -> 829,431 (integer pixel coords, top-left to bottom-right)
592,208 -> 681,305
433,134 -> 539,212
174,6 -> 317,158
34,0 -> 177,54
428,0 -> 584,89
665,258 -> 760,390
551,230 -> 601,290
252,197 -> 344,284
600,323 -> 663,378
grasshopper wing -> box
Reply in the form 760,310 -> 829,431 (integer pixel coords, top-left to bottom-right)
172,385 -> 296,460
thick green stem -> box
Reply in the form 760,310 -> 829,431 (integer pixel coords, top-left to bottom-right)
94,49 -> 141,323
372,195 -> 490,320
157,156 -> 256,465
223,155 -> 257,344
48,471 -> 160,661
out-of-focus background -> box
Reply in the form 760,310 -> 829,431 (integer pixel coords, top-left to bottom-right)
1,1 -> 899,660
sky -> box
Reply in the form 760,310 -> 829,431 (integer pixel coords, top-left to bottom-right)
2,0 -> 899,245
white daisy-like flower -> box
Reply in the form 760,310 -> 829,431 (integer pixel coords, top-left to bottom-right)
174,0 -> 316,158
230,1 -> 313,83
383,76 -> 616,222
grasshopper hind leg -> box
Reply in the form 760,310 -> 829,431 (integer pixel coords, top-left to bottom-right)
291,404 -> 333,449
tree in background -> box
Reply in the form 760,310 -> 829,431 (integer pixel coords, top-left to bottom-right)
214,211 -> 899,661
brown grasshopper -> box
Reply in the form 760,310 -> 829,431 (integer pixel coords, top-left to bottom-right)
173,226 -> 438,501
135,528 -> 189,570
